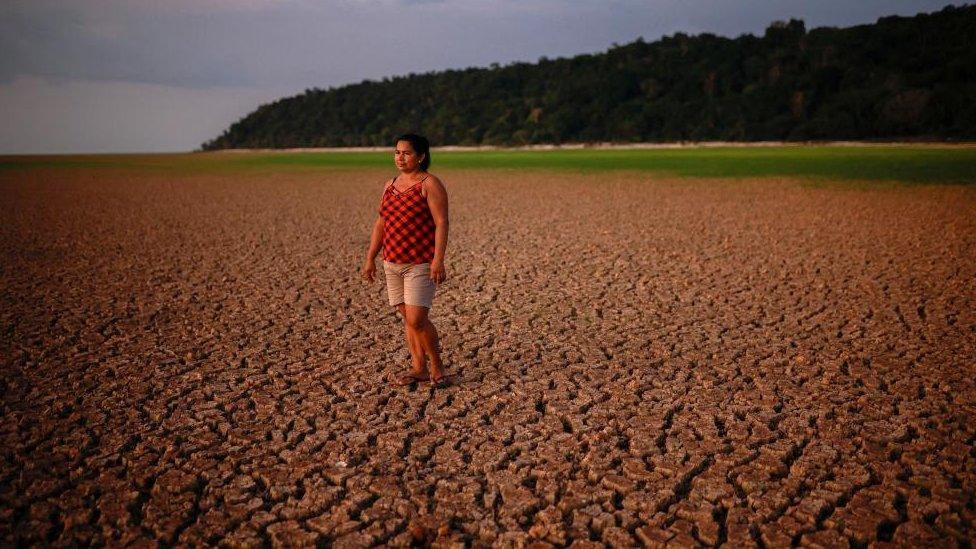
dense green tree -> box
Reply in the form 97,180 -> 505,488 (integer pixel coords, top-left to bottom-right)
202,5 -> 976,150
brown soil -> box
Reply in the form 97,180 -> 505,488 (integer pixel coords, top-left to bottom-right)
1,168 -> 975,547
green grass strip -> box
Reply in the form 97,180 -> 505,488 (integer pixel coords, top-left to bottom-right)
2,146 -> 975,184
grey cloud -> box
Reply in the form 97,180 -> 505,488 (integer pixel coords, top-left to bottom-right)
1,4 -> 272,86
2,1 -> 957,92
0,75 -> 290,153
0,0 -> 959,153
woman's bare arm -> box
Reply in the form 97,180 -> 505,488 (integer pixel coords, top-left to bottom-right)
363,180 -> 394,282
367,215 -> 384,259
361,216 -> 384,282
425,176 -> 449,283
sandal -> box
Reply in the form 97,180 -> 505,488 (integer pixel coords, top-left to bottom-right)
429,373 -> 456,389
396,372 -> 429,386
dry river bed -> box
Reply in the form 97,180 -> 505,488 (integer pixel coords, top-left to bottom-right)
1,168 -> 975,547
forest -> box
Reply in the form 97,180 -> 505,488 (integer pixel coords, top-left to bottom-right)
202,4 -> 976,149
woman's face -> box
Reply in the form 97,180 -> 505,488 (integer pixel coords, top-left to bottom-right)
394,140 -> 424,172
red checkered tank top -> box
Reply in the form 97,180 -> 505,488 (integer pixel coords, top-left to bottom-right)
379,175 -> 436,264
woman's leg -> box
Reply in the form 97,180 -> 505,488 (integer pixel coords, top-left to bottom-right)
398,304 -> 427,375
404,305 -> 445,379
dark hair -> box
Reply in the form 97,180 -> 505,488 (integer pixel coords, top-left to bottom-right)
394,133 -> 431,171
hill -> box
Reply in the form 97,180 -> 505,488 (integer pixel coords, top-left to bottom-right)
202,5 -> 976,150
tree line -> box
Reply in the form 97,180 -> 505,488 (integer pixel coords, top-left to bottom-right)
202,4 -> 976,150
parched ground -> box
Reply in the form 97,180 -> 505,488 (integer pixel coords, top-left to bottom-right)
1,167 -> 975,547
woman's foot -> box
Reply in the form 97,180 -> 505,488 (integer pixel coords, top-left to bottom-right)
396,368 -> 429,386
428,369 -> 456,389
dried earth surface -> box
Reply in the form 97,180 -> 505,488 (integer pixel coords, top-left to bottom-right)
1,168 -> 975,547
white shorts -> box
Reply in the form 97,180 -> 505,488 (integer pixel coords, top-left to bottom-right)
383,261 -> 436,308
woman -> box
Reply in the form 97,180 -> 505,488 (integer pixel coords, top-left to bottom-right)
361,134 -> 453,388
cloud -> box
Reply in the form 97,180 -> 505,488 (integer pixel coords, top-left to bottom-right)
2,0 -> 296,14
0,0 -> 958,152
1,0 -> 957,90
0,75 -> 290,153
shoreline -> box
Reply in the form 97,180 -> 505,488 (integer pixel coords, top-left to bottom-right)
213,140 -> 976,153
4,141 -> 976,158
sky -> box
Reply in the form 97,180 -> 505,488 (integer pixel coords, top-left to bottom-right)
0,0 -> 959,154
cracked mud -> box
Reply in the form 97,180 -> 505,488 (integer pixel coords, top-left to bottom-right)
1,168 -> 975,547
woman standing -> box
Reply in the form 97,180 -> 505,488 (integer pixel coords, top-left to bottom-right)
362,134 -> 454,388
